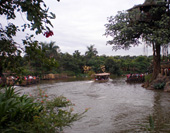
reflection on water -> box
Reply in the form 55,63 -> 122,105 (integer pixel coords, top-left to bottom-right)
16,77 -> 170,133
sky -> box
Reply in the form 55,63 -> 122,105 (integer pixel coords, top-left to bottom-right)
2,0 -> 153,56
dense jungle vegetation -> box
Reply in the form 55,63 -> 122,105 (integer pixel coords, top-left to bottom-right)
15,42 -> 153,77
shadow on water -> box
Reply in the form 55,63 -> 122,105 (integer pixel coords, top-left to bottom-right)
16,77 -> 170,133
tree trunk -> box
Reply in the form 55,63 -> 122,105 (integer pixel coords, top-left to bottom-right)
0,58 -> 4,77
0,65 -> 3,77
152,43 -> 161,80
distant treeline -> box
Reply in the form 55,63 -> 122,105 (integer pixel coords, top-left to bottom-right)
10,41 -> 153,77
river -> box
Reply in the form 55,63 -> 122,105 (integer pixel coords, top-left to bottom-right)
16,77 -> 170,133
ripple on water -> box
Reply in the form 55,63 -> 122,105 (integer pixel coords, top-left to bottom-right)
15,78 -> 170,133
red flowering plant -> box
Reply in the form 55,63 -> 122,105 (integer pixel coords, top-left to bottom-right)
44,30 -> 54,38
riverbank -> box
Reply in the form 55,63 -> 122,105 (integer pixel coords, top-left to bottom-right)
0,73 -> 68,86
142,73 -> 170,92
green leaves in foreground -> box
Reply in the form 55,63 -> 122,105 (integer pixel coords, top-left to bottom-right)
0,86 -> 88,133
0,86 -> 43,131
153,82 -> 166,89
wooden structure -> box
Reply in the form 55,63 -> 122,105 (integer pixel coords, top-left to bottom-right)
42,73 -> 67,80
161,61 -> 170,76
94,73 -> 110,83
128,0 -> 169,23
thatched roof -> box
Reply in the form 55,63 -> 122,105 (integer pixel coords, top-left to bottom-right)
127,0 -> 165,11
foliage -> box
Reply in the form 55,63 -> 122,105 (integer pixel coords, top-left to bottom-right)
104,2 -> 170,79
0,86 -> 88,133
24,41 -> 59,75
18,45 -> 152,77
46,96 -> 73,108
0,86 -> 43,130
105,57 -> 122,76
85,45 -> 98,59
0,0 -> 59,34
145,73 -> 153,83
40,41 -> 60,59
104,6 -> 170,50
87,70 -> 95,77
1,39 -> 152,77
0,0 -> 60,76
153,82 -> 165,89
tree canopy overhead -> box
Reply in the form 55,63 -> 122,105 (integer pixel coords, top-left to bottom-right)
0,0 -> 60,76
0,0 -> 60,36
104,0 -> 170,79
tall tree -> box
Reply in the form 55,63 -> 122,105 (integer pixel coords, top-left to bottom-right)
104,0 -> 170,79
24,41 -> 58,75
85,45 -> 98,59
85,45 -> 98,67
40,41 -> 60,59
105,57 -> 122,76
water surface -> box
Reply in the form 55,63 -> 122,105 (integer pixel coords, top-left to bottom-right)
16,77 -> 170,133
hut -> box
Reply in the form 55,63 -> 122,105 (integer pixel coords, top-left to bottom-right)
128,0 -> 169,23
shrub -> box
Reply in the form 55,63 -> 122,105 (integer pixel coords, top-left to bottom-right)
0,86 -> 87,132
153,82 -> 166,90
144,73 -> 152,83
87,70 -> 95,77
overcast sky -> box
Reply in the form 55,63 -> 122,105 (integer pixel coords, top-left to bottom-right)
3,0 -> 153,56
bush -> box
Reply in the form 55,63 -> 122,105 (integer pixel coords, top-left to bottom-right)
145,73 -> 152,82
0,86 -> 87,132
0,86 -> 43,131
62,71 -> 75,76
87,70 -> 95,77
153,82 -> 165,90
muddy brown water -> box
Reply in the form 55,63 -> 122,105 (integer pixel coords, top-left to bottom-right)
16,77 -> 170,133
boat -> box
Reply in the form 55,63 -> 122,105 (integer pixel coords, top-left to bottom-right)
126,74 -> 145,83
94,73 -> 110,83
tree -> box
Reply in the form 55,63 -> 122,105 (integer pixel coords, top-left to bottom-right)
105,57 -> 122,76
0,0 -> 60,76
85,45 -> 98,67
85,45 -> 98,59
59,53 -> 80,75
73,50 -> 85,74
104,0 -> 170,79
133,56 -> 151,73
0,39 -> 22,76
24,41 -> 58,75
40,41 -> 60,59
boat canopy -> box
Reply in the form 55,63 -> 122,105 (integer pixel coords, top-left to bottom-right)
94,73 -> 110,76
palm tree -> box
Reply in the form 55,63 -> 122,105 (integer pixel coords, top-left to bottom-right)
85,45 -> 98,59
40,41 -> 60,59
